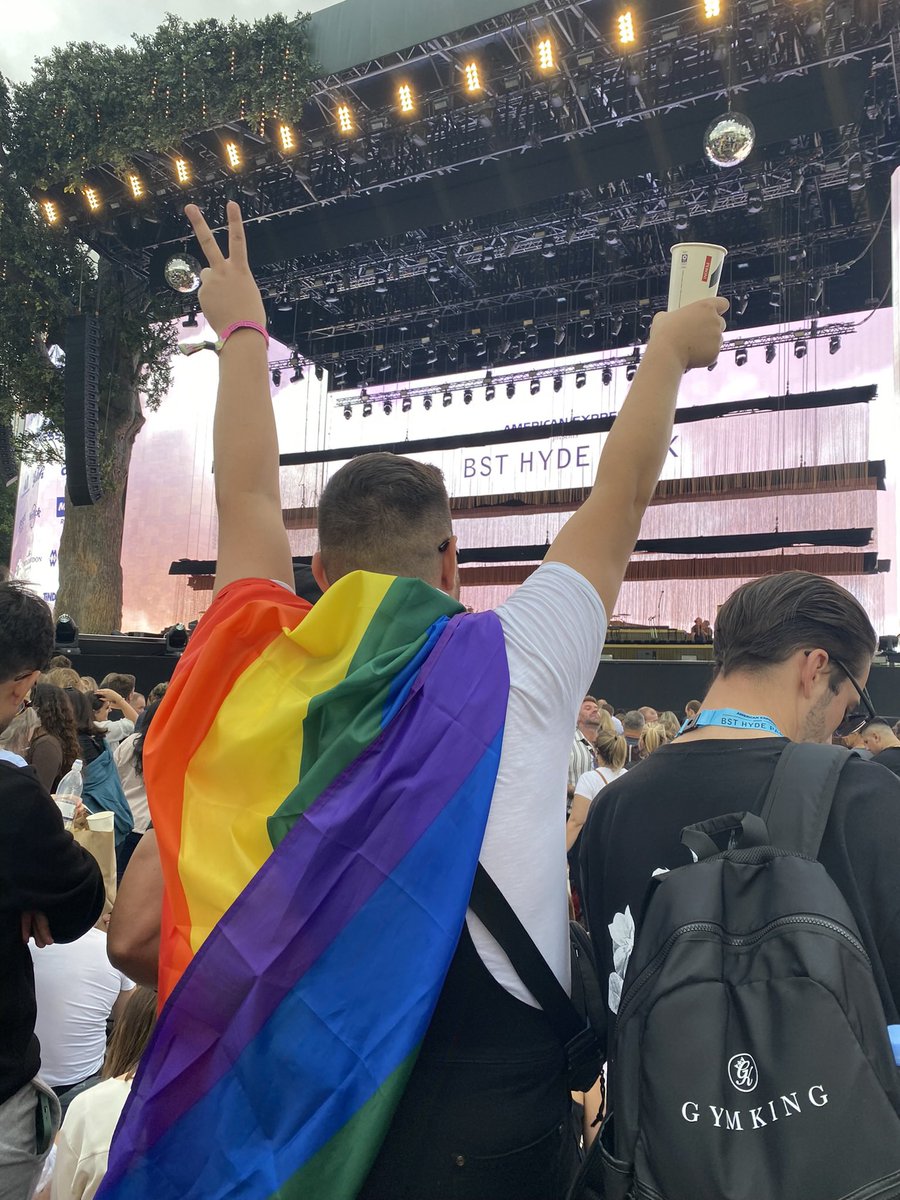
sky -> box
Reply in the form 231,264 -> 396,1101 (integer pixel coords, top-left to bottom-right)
0,0 -> 342,84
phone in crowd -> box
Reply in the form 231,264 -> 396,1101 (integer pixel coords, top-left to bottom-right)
35,1089 -> 53,1156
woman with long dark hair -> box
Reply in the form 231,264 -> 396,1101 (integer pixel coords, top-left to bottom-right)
65,689 -> 134,859
113,700 -> 162,876
27,683 -> 81,793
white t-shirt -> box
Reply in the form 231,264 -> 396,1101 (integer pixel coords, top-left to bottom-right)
469,561 -> 607,1006
113,734 -> 150,834
53,1077 -> 132,1200
95,718 -> 134,752
574,765 -> 628,803
30,928 -> 134,1087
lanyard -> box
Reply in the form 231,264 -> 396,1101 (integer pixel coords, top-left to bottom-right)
678,708 -> 784,737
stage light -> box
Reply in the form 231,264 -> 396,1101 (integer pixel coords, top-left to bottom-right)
485,380 -> 495,401
337,104 -> 354,134
41,199 -> 59,225
830,335 -> 841,355
378,354 -> 392,372
277,294 -> 293,312
54,614 -> 79,654
604,225 -> 620,248
279,123 -> 296,153
541,235 -> 556,258
703,0 -> 722,17
765,342 -> 776,364
343,404 -> 352,420
602,366 -> 613,385
464,61 -> 482,93
746,187 -> 764,214
383,399 -> 393,415
735,292 -> 750,316
224,141 -> 242,170
127,173 -> 145,200
290,358 -> 304,383
506,382 -> 516,398
626,349 -> 640,381
463,388 -> 473,405
536,37 -> 555,71
83,186 -> 101,212
401,393 -> 412,413
581,320 -> 596,339
164,254 -> 202,294
735,344 -> 748,366
374,271 -> 388,293
530,374 -> 540,395
443,387 -> 452,407
527,331 -> 540,350
610,313 -> 624,337
426,261 -> 441,283
426,347 -> 438,365
271,368 -> 282,386
315,363 -> 324,381
794,338 -> 807,359
554,327 -> 566,347
398,83 -> 415,113
362,399 -> 373,417
423,394 -> 433,410
333,361 -> 347,381
846,154 -> 866,192
174,157 -> 191,185
673,208 -> 690,232
480,249 -> 495,271
474,339 -> 487,357
617,9 -> 637,45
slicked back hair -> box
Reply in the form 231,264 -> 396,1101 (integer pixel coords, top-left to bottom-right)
713,571 -> 876,685
0,582 -> 53,683
318,453 -> 452,584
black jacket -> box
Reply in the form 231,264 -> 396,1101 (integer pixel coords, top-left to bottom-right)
0,758 -> 105,1102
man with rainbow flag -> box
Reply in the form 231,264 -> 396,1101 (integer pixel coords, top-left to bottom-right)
99,201 -> 726,1200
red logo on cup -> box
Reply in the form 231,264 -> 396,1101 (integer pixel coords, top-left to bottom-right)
702,255 -> 712,282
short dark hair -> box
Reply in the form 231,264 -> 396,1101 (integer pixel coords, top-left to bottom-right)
100,673 -> 136,700
713,571 -> 876,684
318,453 -> 452,583
685,699 -> 702,716
0,582 -> 53,683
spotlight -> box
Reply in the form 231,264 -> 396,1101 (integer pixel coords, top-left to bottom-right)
277,294 -> 293,312
224,141 -> 242,170
379,354 -> 392,372
174,157 -> 192,185
541,235 -> 556,258
536,37 -> 555,71
54,614 -> 79,654
315,363 -> 325,381
474,339 -> 487,357
361,389 -> 372,417
551,373 -> 562,393
484,373 -> 495,401
426,262 -> 441,283
735,292 -> 750,316
271,368 -> 282,387
374,271 -> 388,293
846,154 -> 866,192
401,393 -> 412,413
829,335 -> 841,355
703,0 -> 722,17
602,366 -> 613,385
769,288 -> 782,309
383,399 -> 393,415
83,186 -> 102,212
735,344 -> 748,366
555,327 -> 566,347
610,313 -> 624,337
333,361 -> 348,381
41,199 -> 60,225
464,388 -> 473,405
527,331 -> 540,350
127,172 -> 145,200
426,347 -> 438,365
794,338 -> 807,359
575,368 -> 586,388
480,249 -> 495,272
423,394 -> 433,410
604,224 -> 621,248
398,83 -> 415,114
617,9 -> 637,45
337,104 -> 354,134
165,624 -> 189,656
765,342 -> 776,364
464,61 -> 482,92
673,207 -> 690,232
290,360 -> 304,384
746,187 -> 764,214
581,320 -> 596,339
626,348 -> 640,381
343,404 -> 352,420
506,382 -> 516,398
530,374 -> 540,395
443,388 -> 452,407
279,123 -> 297,154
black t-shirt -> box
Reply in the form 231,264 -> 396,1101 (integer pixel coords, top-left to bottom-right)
581,738 -> 900,1049
0,759 -> 105,1103
873,746 -> 900,778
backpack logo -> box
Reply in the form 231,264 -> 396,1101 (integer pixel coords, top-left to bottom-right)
728,1054 -> 758,1093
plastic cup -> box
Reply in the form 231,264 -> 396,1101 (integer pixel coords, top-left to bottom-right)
667,243 -> 727,310
86,811 -> 115,833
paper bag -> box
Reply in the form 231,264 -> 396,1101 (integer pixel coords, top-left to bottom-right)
72,809 -> 116,921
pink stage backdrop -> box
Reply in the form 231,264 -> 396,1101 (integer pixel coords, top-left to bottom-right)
112,307 -> 898,636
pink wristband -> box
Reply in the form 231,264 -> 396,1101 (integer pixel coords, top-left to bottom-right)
216,321 -> 270,351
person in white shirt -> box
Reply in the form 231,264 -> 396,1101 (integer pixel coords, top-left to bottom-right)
567,729 -> 629,852
30,925 -> 134,1109
52,986 -> 157,1200
93,686 -> 138,753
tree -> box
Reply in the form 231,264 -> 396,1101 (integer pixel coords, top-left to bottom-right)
0,15 -> 313,630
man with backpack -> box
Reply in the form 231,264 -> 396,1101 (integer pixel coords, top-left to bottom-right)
580,570 -> 900,1200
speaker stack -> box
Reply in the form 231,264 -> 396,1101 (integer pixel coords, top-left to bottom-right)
63,314 -> 102,506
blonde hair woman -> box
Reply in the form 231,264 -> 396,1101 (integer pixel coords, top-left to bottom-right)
639,721 -> 669,759
566,729 -> 628,852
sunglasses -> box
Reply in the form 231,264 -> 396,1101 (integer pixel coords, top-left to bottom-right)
438,537 -> 454,554
830,656 -> 876,738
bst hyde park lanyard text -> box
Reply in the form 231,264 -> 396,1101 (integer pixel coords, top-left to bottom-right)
677,708 -> 785,737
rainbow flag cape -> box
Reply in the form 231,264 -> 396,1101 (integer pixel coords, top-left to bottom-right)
98,571 -> 509,1200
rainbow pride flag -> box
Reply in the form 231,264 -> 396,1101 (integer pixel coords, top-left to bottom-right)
99,571 -> 510,1200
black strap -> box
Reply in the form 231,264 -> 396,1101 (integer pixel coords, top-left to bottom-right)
681,811 -> 771,860
469,863 -> 584,1046
760,743 -> 853,858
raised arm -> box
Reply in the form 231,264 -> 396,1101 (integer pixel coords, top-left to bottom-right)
185,201 -> 294,595
545,299 -> 727,616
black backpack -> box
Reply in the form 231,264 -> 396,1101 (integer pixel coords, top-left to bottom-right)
571,743 -> 900,1200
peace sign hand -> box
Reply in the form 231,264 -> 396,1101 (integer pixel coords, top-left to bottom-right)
184,200 -> 266,338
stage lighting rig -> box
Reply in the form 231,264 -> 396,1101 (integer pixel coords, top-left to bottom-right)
617,9 -> 637,46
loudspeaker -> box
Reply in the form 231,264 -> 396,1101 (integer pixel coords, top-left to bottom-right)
63,314 -> 102,506
0,424 -> 18,487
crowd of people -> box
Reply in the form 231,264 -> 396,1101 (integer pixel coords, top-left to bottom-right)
3,200 -> 900,1200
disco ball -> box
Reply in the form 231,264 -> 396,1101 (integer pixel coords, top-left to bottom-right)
164,253 -> 202,294
703,112 -> 756,168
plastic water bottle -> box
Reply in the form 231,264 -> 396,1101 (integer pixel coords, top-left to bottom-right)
54,759 -> 83,828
